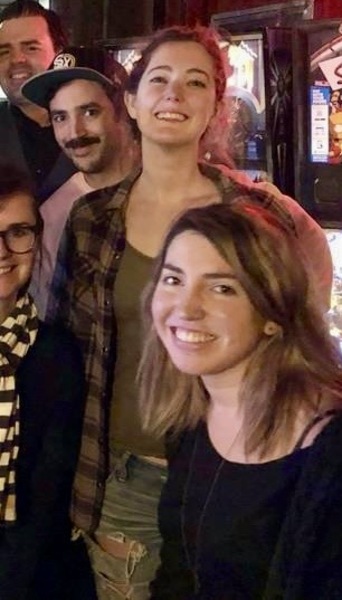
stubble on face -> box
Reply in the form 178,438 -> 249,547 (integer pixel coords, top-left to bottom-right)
0,16 -> 56,106
50,79 -> 122,176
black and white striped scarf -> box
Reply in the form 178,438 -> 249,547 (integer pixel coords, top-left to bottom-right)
0,294 -> 38,523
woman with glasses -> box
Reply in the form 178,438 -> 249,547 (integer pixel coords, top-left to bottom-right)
0,163 -> 91,600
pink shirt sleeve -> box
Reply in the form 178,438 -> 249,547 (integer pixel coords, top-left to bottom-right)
255,181 -> 333,312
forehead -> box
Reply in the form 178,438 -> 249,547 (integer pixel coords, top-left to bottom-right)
165,231 -> 229,268
146,41 -> 215,75
50,78 -> 113,110
0,15 -> 52,45
0,193 -> 35,222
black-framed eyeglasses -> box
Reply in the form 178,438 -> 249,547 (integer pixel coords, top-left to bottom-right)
0,225 -> 40,254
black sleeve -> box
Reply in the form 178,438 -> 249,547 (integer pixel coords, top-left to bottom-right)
265,416 -> 342,600
0,324 -> 86,600
299,465 -> 342,599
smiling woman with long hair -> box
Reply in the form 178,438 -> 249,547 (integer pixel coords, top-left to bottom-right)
139,200 -> 342,600
49,24 -> 333,600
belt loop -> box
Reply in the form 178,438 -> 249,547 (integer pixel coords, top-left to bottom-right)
114,451 -> 131,482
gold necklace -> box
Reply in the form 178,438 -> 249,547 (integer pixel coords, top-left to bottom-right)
180,422 -> 242,593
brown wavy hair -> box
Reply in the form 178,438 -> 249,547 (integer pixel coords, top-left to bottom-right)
138,200 -> 342,458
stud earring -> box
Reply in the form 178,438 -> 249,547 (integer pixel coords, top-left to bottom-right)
264,321 -> 280,336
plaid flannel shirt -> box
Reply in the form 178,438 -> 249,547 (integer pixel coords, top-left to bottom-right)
47,164 -> 332,533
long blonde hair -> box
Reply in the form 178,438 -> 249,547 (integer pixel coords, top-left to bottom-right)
138,200 -> 342,457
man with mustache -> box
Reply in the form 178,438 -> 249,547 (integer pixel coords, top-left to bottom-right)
22,46 -> 135,318
0,0 -> 76,203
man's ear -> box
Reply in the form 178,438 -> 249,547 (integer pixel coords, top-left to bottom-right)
124,91 -> 137,120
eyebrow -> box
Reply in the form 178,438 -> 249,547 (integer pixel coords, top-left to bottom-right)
0,39 -> 41,48
22,39 -> 42,46
162,263 -> 237,280
0,221 -> 35,229
50,109 -> 66,118
50,102 -> 101,116
146,65 -> 210,81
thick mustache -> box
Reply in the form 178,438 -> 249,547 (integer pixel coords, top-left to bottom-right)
65,137 -> 100,150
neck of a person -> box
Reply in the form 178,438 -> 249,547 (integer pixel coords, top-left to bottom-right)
15,100 -> 50,127
0,297 -> 16,325
83,158 -> 130,189
138,140 -> 206,205
205,380 -> 241,414
202,361 -> 248,413
203,366 -> 251,462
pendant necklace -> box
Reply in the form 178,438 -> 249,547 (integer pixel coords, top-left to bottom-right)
180,422 -> 243,594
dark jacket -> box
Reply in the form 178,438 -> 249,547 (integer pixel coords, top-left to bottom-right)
152,415 -> 342,600
0,102 -> 75,203
0,321 -> 90,600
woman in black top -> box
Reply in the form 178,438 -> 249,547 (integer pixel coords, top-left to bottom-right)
0,164 -> 93,600
139,201 -> 342,599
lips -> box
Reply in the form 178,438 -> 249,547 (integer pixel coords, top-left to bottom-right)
172,326 -> 215,343
10,70 -> 32,83
11,73 -> 30,79
69,146 -> 95,158
155,111 -> 187,122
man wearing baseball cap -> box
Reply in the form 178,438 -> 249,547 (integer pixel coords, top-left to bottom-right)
22,46 -> 136,318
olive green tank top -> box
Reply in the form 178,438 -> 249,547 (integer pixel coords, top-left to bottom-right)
109,241 -> 165,458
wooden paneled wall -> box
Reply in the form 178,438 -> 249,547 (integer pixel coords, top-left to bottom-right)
165,0 -> 342,26
51,0 -> 342,46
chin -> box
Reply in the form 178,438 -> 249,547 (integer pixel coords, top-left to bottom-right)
171,359 -> 210,377
8,91 -> 24,105
81,160 -> 104,174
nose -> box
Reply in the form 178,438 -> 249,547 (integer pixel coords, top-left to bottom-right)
68,115 -> 87,139
9,46 -> 27,65
164,80 -> 183,102
0,235 -> 10,258
176,288 -> 205,320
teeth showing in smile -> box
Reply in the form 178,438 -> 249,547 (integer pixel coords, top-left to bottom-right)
174,328 -> 214,343
11,73 -> 30,80
156,112 -> 186,121
0,267 -> 12,275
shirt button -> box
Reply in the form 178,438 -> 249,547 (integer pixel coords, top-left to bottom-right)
114,253 -> 120,260
102,346 -> 109,354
